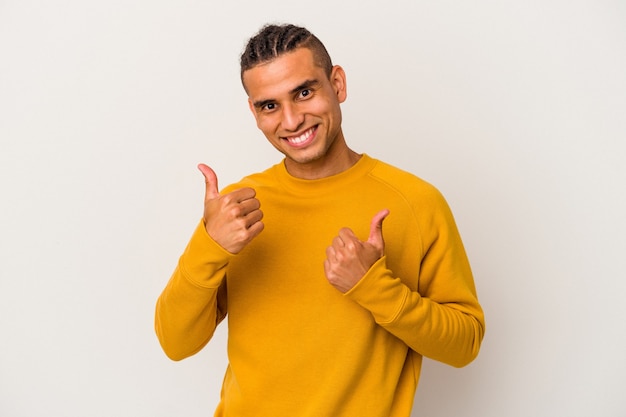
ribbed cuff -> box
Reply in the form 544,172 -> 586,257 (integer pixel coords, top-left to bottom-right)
179,219 -> 234,288
345,256 -> 411,325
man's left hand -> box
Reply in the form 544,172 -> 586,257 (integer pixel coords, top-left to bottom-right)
324,209 -> 390,293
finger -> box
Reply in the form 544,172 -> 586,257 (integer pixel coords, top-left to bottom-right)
367,209 -> 390,247
338,227 -> 357,242
238,197 -> 261,216
332,235 -> 345,248
246,219 -> 265,238
198,163 -> 220,201
230,187 -> 257,204
243,208 -> 264,229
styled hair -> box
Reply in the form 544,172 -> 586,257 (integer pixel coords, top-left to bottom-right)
240,24 -> 333,86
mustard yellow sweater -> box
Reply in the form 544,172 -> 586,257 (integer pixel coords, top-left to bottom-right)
155,154 -> 484,417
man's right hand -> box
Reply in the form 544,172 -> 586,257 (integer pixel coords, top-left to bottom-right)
198,163 -> 264,254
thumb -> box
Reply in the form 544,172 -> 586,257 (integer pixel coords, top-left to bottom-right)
367,209 -> 390,250
197,163 -> 219,201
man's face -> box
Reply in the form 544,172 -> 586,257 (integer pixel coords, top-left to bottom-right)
243,47 -> 347,177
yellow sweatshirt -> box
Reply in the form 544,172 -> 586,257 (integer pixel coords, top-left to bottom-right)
155,154 -> 485,417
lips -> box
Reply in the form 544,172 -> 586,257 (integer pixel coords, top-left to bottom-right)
283,126 -> 317,147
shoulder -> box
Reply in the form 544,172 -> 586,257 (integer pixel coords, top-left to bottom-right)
368,158 -> 459,235
367,157 -> 445,205
221,163 -> 282,194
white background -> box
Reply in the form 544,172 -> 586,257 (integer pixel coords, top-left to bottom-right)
1,1 -> 625,416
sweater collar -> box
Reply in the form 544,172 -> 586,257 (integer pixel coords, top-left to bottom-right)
273,154 -> 377,196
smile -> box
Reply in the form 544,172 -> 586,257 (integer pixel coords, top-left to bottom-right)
284,126 -> 317,146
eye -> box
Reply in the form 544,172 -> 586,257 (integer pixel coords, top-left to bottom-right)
262,103 -> 276,111
299,89 -> 311,98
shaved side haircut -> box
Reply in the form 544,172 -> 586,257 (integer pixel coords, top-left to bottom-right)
240,24 -> 333,89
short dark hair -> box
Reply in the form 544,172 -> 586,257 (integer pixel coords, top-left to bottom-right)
240,24 -> 333,86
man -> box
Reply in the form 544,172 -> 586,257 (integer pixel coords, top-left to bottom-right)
155,24 -> 485,417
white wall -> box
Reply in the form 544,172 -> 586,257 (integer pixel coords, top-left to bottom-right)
1,1 -> 624,416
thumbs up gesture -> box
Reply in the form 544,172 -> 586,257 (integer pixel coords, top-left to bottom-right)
324,209 -> 390,293
197,164 -> 264,254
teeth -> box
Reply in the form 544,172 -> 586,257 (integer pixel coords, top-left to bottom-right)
287,128 -> 313,144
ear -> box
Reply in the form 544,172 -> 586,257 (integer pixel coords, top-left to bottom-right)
330,65 -> 347,103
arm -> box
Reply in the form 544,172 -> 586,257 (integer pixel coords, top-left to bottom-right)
154,164 -> 264,360
155,222 -> 231,360
346,255 -> 484,368
325,194 -> 484,367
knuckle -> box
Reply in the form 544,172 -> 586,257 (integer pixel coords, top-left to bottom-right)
250,209 -> 263,222
235,229 -> 250,243
227,206 -> 243,218
235,217 -> 249,229
221,193 -> 236,205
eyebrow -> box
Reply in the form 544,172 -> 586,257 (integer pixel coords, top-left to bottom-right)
290,79 -> 320,95
252,79 -> 321,109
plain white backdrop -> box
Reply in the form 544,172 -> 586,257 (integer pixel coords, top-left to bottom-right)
1,1 -> 625,416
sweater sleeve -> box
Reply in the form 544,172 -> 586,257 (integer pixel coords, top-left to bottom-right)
154,220 -> 233,361
345,190 -> 485,368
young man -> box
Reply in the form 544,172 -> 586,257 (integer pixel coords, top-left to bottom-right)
155,24 -> 485,417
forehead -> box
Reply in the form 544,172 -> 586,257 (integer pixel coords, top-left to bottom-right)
242,48 -> 325,99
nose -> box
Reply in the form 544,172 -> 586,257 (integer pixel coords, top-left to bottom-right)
281,103 -> 304,132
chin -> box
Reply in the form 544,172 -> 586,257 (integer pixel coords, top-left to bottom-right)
287,148 -> 328,165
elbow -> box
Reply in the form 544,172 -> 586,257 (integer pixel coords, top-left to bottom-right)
161,345 -> 190,362
154,321 -> 195,362
155,321 -> 211,362
449,345 -> 480,368
156,331 -> 199,362
450,318 -> 485,368
155,330 -> 186,361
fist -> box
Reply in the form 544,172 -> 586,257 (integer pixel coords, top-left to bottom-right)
324,209 -> 389,293
198,164 -> 264,253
